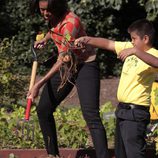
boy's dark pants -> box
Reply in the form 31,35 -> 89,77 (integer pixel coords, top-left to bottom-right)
115,102 -> 150,158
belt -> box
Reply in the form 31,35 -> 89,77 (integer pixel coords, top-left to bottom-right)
118,102 -> 149,111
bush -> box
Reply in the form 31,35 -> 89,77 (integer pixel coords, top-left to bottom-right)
1,0 -> 158,106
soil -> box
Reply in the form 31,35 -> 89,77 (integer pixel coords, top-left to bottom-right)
61,77 -> 120,107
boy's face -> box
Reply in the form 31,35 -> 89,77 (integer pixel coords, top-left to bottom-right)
130,31 -> 147,51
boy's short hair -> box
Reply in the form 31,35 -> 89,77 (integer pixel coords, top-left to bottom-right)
128,19 -> 155,45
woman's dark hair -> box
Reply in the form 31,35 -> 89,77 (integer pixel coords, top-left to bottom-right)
30,0 -> 68,18
30,0 -> 40,15
128,19 -> 155,45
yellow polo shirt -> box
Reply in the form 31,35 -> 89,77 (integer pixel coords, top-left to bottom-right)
115,41 -> 158,106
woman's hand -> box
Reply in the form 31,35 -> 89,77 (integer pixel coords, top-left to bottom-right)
34,31 -> 51,49
27,83 -> 41,102
34,37 -> 47,49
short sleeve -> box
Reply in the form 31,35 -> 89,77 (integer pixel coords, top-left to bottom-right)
115,41 -> 133,55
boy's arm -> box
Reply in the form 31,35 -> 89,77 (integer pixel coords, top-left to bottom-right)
75,36 -> 115,52
119,47 -> 158,68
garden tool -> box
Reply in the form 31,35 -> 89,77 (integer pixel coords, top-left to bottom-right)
24,44 -> 38,121
25,32 -> 44,120
15,34 -> 44,141
15,44 -> 38,141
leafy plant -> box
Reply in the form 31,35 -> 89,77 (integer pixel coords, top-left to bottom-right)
0,102 -> 116,149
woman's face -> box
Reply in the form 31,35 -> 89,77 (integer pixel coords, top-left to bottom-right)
39,0 -> 52,21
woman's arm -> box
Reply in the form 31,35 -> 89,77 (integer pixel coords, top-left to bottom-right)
27,59 -> 63,101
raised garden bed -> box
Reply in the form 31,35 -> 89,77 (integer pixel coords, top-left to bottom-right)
0,148 -> 157,158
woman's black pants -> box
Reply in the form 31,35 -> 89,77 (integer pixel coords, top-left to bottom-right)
36,61 -> 109,158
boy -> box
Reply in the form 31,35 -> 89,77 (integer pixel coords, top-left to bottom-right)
75,19 -> 158,158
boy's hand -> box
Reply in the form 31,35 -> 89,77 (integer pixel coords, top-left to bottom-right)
74,36 -> 90,48
118,47 -> 136,61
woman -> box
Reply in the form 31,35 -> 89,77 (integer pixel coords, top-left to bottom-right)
28,0 -> 109,157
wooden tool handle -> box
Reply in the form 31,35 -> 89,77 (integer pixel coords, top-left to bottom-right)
24,61 -> 38,120
29,61 -> 38,90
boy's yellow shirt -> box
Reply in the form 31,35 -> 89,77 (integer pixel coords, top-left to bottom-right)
115,41 -> 158,106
